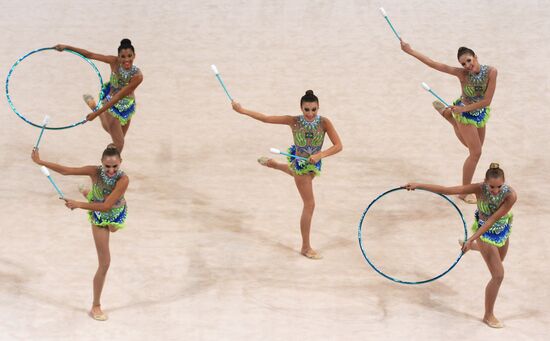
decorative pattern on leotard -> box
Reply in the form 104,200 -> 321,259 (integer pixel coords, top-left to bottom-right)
287,115 -> 325,176
453,64 -> 491,128
99,65 -> 140,125
87,166 -> 128,229
471,182 -> 513,247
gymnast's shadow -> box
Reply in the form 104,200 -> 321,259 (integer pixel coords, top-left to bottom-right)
106,246 -> 217,312
369,271 -> 479,322
0,258 -> 84,313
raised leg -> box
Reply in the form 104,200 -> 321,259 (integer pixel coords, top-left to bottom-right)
259,158 -> 294,176
432,102 -> 467,147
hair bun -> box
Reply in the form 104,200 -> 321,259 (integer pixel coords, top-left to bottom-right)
305,90 -> 314,96
106,143 -> 118,151
120,38 -> 132,46
490,162 -> 500,169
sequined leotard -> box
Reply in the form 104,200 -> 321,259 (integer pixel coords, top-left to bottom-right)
99,64 -> 141,125
287,115 -> 326,176
453,64 -> 492,128
87,166 -> 128,229
472,182 -> 513,247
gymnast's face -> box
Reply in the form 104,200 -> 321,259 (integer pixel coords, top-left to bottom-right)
118,48 -> 135,70
486,177 -> 505,196
301,101 -> 319,121
102,156 -> 122,178
458,53 -> 479,73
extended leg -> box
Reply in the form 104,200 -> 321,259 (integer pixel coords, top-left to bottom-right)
258,157 -> 294,176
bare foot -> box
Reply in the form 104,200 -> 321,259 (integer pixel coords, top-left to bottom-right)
458,194 -> 477,204
432,101 -> 453,120
257,156 -> 275,167
78,184 -> 89,198
301,248 -> 322,260
83,94 -> 96,110
483,315 -> 503,328
89,304 -> 108,321
458,239 -> 480,252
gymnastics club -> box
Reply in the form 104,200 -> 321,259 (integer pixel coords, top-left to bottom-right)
379,7 -> 401,41
210,64 -> 233,101
269,148 -> 309,161
421,82 -> 451,107
35,115 -> 50,149
40,166 -> 64,199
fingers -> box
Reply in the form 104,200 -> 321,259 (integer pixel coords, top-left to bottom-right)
403,183 -> 415,191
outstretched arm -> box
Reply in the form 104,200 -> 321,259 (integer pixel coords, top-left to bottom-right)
31,149 -> 96,177
404,182 -> 480,195
309,118 -> 342,164
53,44 -> 117,65
64,176 -> 129,212
231,101 -> 294,125
400,41 -> 462,77
87,72 -> 143,121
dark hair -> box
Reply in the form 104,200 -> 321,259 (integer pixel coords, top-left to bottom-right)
485,163 -> 505,181
102,144 -> 121,159
118,38 -> 135,53
457,46 -> 475,59
300,90 -> 319,106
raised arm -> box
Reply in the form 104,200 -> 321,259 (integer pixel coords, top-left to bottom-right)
65,176 -> 129,212
404,182 -> 480,196
31,149 -> 96,177
231,101 -> 294,125
87,72 -> 144,121
53,44 -> 117,65
400,41 -> 462,77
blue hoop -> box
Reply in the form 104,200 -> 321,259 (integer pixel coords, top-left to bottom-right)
358,187 -> 468,285
5,47 -> 103,130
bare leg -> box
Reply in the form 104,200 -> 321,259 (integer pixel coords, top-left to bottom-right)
478,240 -> 505,328
294,174 -> 321,259
478,126 -> 486,146
433,103 -> 467,147
498,239 -> 509,261
121,119 -> 131,137
98,113 -> 111,134
258,158 -> 294,176
90,225 -> 111,320
84,95 -> 126,152
84,95 -> 111,133
456,123 -> 482,202
78,184 -> 89,198
107,115 -> 125,152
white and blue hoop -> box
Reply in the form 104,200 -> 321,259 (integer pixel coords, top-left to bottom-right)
358,187 -> 467,285
5,47 -> 103,130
